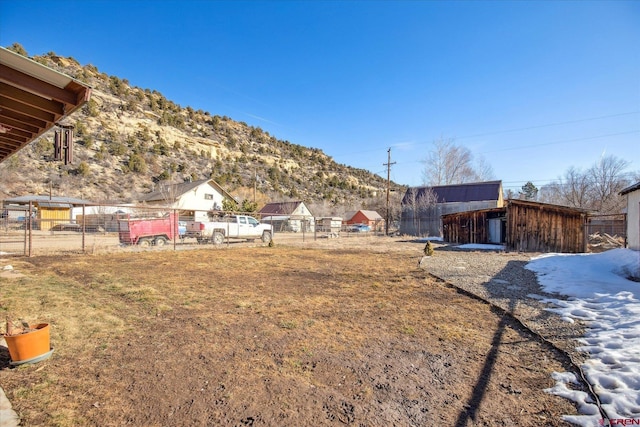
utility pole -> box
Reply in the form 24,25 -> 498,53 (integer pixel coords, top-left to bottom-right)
383,148 -> 396,236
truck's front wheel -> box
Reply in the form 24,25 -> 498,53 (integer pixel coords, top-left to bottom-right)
261,231 -> 272,243
212,231 -> 224,245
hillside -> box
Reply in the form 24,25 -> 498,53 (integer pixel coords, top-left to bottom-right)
0,46 -> 402,216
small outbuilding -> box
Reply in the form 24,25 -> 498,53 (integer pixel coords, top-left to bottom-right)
442,199 -> 588,253
2,195 -> 93,231
620,182 -> 640,251
316,217 -> 343,234
343,210 -> 384,231
259,201 -> 314,232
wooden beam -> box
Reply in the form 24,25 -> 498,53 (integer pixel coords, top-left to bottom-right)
0,132 -> 27,144
0,105 -> 49,129
0,63 -> 78,105
0,96 -> 57,123
0,115 -> 39,134
0,82 -> 64,115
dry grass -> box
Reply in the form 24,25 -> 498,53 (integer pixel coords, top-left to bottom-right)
0,245 -> 576,426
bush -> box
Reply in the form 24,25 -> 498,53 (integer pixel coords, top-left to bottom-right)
76,161 -> 90,176
128,153 -> 147,173
423,241 -> 434,256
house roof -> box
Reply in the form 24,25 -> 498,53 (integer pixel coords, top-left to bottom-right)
2,195 -> 93,208
259,201 -> 305,215
140,179 -> 234,203
345,210 -> 383,221
620,181 -> 640,196
403,181 -> 502,204
0,47 -> 92,164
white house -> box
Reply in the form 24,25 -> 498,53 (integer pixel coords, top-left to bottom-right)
620,182 -> 640,251
258,201 -> 314,232
140,179 -> 235,221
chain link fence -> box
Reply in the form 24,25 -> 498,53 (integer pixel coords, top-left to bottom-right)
0,202 -> 388,256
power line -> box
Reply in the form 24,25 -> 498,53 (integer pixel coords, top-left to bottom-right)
384,130 -> 639,168
330,111 -> 640,159
478,130 -> 640,154
456,111 -> 640,141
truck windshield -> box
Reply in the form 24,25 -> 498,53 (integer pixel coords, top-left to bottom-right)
248,217 -> 258,226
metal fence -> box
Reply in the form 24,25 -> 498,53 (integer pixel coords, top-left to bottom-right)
0,203 -> 388,257
585,214 -> 626,238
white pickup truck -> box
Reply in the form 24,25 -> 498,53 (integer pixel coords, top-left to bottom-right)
185,215 -> 272,245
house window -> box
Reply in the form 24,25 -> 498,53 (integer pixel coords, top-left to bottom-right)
204,194 -> 214,200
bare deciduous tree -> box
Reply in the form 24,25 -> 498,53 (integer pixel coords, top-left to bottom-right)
422,138 -> 493,185
539,155 -> 633,214
474,154 -> 495,183
588,155 -> 629,214
540,166 -> 591,208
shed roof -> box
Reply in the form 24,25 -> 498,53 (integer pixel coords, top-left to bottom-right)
3,195 -> 93,207
403,181 -> 502,204
620,181 -> 640,196
440,198 -> 588,219
506,198 -> 590,214
259,201 -> 305,215
0,47 -> 92,164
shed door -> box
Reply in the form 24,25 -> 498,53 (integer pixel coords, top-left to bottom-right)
488,218 -> 502,244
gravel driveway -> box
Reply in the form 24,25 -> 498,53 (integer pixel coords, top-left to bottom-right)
418,242 -> 587,363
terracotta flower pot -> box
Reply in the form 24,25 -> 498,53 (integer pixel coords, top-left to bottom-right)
4,323 -> 53,365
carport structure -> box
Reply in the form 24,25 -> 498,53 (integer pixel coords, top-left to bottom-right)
0,46 -> 92,163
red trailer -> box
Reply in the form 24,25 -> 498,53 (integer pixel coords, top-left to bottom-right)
118,213 -> 182,247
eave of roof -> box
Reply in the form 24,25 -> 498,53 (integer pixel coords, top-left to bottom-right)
2,194 -> 93,206
0,47 -> 92,164
620,181 -> 640,196
441,199 -> 589,219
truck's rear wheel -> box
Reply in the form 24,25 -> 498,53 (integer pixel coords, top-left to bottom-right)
155,237 -> 167,247
138,238 -> 152,247
261,231 -> 272,243
212,231 -> 224,245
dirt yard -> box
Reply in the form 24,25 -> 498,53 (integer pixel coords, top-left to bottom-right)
0,238 -> 582,426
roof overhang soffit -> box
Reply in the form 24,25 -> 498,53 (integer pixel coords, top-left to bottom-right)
0,47 -> 92,164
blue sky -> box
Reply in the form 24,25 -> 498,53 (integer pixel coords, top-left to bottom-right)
1,0 -> 638,191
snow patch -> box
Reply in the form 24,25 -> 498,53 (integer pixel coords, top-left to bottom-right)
526,248 -> 640,425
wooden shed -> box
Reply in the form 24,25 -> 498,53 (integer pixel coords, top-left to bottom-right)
316,217 -> 343,233
2,195 -> 93,231
442,199 -> 588,253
